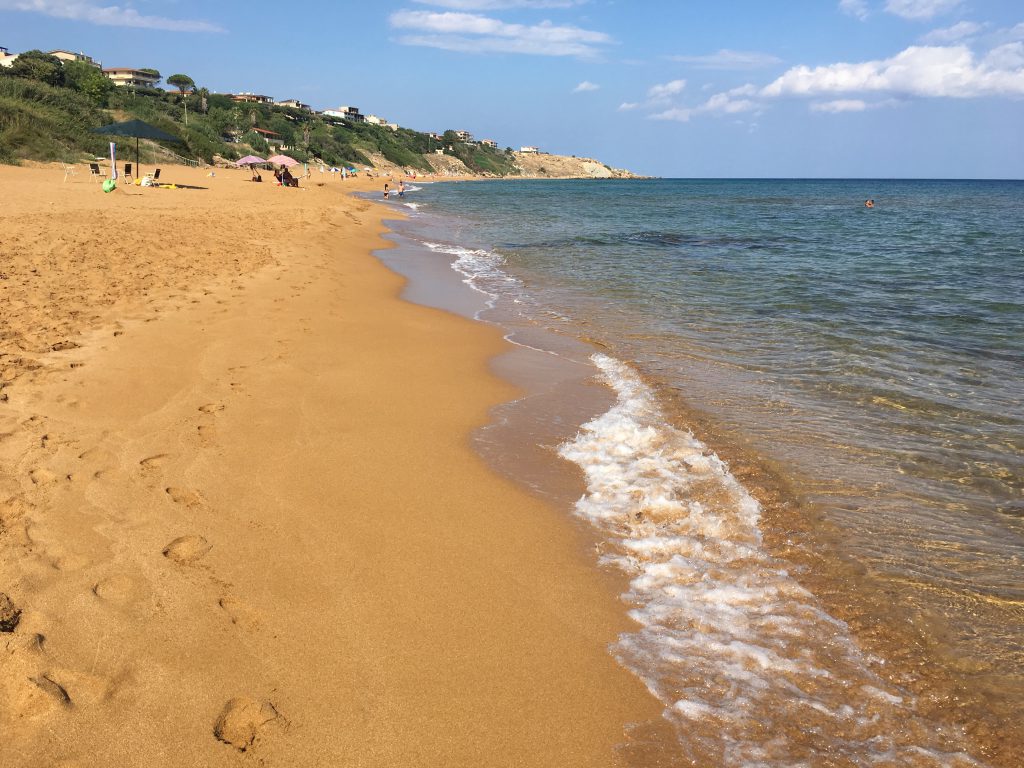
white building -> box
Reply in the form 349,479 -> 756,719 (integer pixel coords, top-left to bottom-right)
49,49 -> 101,68
103,67 -> 161,88
520,146 -> 540,153
365,114 -> 387,125
0,47 -> 19,68
323,106 -> 364,123
480,139 -> 498,148
453,130 -> 473,142
275,98 -> 311,111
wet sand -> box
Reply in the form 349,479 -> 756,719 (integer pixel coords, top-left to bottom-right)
0,164 -> 668,766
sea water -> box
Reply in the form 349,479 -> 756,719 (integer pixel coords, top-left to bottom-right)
382,179 -> 1023,766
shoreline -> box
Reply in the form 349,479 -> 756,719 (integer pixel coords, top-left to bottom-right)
386,179 -> 1020,766
0,163 -> 669,765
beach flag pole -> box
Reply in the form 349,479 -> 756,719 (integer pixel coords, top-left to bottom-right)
109,142 -> 117,180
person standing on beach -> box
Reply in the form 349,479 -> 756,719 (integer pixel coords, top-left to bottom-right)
384,182 -> 390,199
398,180 -> 405,198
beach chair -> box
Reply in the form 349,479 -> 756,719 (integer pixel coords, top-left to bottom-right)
62,162 -> 78,183
152,168 -> 161,182
89,163 -> 103,182
124,163 -> 133,183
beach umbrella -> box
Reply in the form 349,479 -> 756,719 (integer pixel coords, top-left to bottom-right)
267,154 -> 298,167
92,119 -> 182,181
235,155 -> 266,166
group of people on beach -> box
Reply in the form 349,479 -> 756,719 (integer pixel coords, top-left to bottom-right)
383,179 -> 405,200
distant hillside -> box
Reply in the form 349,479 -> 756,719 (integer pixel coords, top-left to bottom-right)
0,50 -> 635,178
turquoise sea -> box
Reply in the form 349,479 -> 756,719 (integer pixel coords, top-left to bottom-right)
385,178 -> 1023,766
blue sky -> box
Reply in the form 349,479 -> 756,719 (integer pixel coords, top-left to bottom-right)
2,0 -> 1023,177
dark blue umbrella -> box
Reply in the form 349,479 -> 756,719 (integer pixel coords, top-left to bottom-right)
92,119 -> 182,180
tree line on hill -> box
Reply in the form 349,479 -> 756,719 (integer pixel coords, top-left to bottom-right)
0,50 -> 519,175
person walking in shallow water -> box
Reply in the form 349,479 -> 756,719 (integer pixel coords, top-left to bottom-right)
384,182 -> 389,200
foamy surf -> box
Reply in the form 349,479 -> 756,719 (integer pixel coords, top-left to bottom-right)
560,354 -> 981,767
422,241 -> 518,310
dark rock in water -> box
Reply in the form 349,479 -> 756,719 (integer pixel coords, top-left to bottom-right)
0,592 -> 21,632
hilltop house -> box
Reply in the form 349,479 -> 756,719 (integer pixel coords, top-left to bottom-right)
0,47 -> 16,68
275,98 -> 311,111
453,130 -> 473,142
251,127 -> 285,148
103,68 -> 161,88
49,49 -> 100,68
323,106 -> 364,123
231,92 -> 274,104
520,146 -> 540,153
365,114 -> 387,126
480,139 -> 498,149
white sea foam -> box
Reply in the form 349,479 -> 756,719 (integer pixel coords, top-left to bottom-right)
421,241 -> 523,318
559,354 -> 983,766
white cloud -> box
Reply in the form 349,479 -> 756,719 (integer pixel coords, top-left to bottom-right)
647,78 -> 687,101
840,0 -> 869,21
0,0 -> 223,31
761,44 -> 1024,98
573,80 -> 599,92
618,102 -> 639,111
921,20 -> 982,43
884,0 -> 961,20
650,85 -> 759,122
810,99 -> 868,112
810,98 -> 901,112
389,10 -> 611,56
413,0 -> 585,8
668,48 -> 781,70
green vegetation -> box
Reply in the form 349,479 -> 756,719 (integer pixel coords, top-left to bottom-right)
0,54 -> 528,176
440,130 -> 517,176
166,74 -> 195,94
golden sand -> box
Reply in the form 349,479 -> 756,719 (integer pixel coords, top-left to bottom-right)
0,164 -> 668,766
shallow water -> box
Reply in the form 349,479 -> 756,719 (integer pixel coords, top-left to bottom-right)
380,179 -> 1024,766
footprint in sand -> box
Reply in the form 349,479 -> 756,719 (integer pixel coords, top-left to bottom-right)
32,674 -> 72,708
92,574 -> 147,607
165,487 -> 204,507
139,453 -> 170,471
198,403 -> 225,414
162,535 -> 212,565
213,697 -> 281,752
29,468 -> 59,485
218,596 -> 262,631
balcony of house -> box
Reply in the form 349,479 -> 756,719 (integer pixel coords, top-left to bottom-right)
103,68 -> 161,88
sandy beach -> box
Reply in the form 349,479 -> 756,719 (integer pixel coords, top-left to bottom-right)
0,163 -> 669,766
